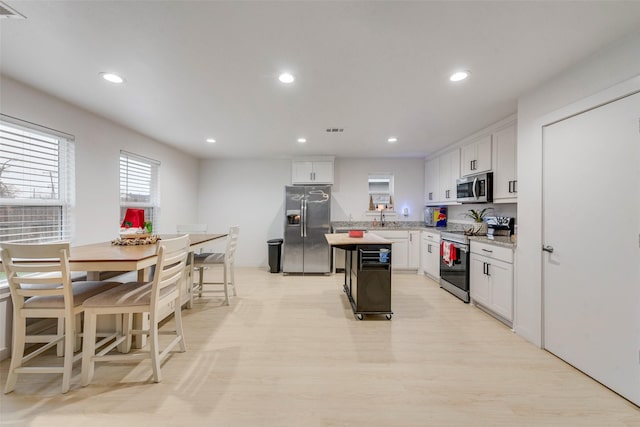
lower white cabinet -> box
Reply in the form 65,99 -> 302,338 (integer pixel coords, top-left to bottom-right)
372,230 -> 419,271
421,231 -> 440,280
470,241 -> 514,324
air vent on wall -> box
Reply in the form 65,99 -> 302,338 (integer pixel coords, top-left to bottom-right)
326,128 -> 344,133
0,2 -> 26,19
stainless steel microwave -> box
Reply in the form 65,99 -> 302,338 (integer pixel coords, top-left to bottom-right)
456,172 -> 493,203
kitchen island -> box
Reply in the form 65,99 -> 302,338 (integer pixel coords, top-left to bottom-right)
325,233 -> 393,320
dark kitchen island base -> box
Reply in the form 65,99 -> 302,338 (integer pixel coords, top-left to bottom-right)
325,233 -> 393,320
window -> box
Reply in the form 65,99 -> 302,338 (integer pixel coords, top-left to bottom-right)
119,151 -> 159,231
368,173 -> 394,210
0,116 -> 75,244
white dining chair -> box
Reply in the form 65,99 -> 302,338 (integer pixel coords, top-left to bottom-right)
81,234 -> 189,386
0,242 -> 121,394
176,224 -> 209,308
192,225 -> 239,305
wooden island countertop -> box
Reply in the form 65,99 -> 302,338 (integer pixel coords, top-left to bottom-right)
324,232 -> 392,247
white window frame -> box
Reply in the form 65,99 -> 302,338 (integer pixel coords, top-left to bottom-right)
368,173 -> 394,210
119,150 -> 160,232
0,115 -> 75,244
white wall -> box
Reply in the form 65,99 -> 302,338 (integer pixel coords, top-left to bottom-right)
197,157 -> 426,267
332,158 -> 425,222
197,158 -> 292,267
0,76 -> 200,245
515,32 -> 640,346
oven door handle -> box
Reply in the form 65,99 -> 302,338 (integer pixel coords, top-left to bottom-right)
443,241 -> 468,252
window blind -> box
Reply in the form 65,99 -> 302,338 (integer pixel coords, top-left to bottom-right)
119,151 -> 159,230
0,120 -> 75,243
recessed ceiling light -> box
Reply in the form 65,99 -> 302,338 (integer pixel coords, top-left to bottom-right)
100,72 -> 125,84
279,73 -> 295,84
387,137 -> 398,143
449,71 -> 470,82
297,138 -> 307,143
206,138 -> 216,143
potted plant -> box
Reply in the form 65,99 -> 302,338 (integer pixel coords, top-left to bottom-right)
465,208 -> 490,235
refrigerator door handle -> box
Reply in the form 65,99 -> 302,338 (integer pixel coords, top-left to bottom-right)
304,199 -> 308,237
300,199 -> 304,237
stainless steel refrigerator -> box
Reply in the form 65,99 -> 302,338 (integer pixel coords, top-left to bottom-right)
283,185 -> 331,274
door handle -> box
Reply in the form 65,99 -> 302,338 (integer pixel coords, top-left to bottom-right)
472,177 -> 478,199
300,200 -> 304,237
542,245 -> 554,253
303,199 -> 308,237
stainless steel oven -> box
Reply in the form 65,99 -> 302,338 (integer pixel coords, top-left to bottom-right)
439,231 -> 470,303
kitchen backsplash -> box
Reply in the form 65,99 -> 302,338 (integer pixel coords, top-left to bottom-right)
447,203 -> 517,225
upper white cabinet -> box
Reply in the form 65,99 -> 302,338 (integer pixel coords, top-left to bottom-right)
292,160 -> 334,184
492,122 -> 517,203
424,149 -> 460,205
424,157 -> 439,204
438,149 -> 460,203
461,134 -> 492,176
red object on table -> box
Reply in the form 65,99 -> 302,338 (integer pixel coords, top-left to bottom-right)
348,230 -> 364,238
121,208 -> 145,228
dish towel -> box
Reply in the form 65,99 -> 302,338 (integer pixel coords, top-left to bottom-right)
441,242 -> 457,267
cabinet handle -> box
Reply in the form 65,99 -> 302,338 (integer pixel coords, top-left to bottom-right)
486,263 -> 491,276
513,180 -> 517,193
482,248 -> 493,253
483,262 -> 487,275
445,190 -> 449,199
508,180 -> 513,193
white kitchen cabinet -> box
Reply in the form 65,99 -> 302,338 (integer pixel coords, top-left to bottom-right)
292,160 -> 334,184
408,231 -> 421,270
470,241 -> 514,324
421,231 -> 440,280
438,149 -> 460,202
492,122 -> 517,203
461,134 -> 492,176
372,230 -> 421,271
425,149 -> 459,205
424,157 -> 439,204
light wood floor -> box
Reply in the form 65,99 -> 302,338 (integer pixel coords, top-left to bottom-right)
1,268 -> 639,426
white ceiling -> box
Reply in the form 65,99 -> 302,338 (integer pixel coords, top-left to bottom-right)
1,1 -> 640,159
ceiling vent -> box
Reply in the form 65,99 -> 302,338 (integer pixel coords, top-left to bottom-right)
0,2 -> 26,19
326,128 -> 344,133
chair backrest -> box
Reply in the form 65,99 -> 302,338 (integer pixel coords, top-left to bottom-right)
225,226 -> 240,264
150,235 -> 190,312
176,224 -> 207,234
0,242 -> 73,311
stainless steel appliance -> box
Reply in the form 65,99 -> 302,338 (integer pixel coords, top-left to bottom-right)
486,216 -> 515,239
456,172 -> 493,203
439,230 -> 470,303
424,206 -> 447,227
283,185 -> 331,274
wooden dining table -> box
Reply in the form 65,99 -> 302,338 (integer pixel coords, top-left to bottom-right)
69,233 -> 227,280
69,233 -> 227,348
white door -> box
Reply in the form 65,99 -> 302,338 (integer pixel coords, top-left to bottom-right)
542,91 -> 640,406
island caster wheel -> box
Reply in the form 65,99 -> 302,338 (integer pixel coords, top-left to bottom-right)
356,313 -> 364,321
386,314 -> 392,320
